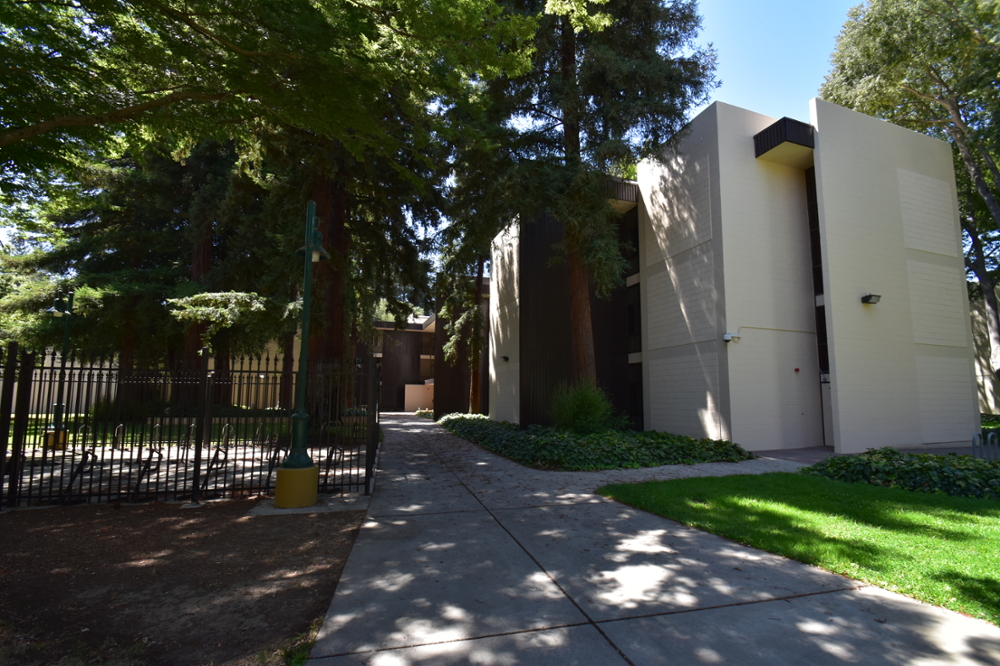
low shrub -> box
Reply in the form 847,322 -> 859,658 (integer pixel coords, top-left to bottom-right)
415,408 -> 434,419
340,407 -> 368,417
802,447 -> 1000,501
90,396 -> 167,422
550,382 -> 627,433
982,413 -> 1000,430
437,413 -> 753,471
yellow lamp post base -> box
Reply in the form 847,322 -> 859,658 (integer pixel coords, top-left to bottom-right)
274,465 -> 319,509
44,430 -> 68,450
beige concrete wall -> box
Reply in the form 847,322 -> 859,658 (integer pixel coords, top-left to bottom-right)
404,384 -> 434,412
713,103 -> 824,450
489,225 -> 520,424
811,98 -> 978,452
637,104 -> 728,441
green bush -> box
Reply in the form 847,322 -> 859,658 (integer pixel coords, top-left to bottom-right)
415,408 -> 433,419
437,413 -> 753,471
90,396 -> 167,422
550,382 -> 627,433
802,447 -> 1000,501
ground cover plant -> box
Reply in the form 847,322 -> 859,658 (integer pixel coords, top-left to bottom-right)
598,473 -> 1000,626
803,447 -> 1000,501
437,413 -> 752,471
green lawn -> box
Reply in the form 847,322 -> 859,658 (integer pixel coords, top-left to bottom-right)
598,472 -> 1000,625
6,417 -> 377,447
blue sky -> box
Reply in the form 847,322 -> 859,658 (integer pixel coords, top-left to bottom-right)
693,0 -> 861,122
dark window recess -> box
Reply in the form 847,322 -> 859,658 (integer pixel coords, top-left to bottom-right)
627,362 -> 644,430
805,168 -> 823,296
627,284 -> 642,354
815,306 -> 830,374
621,207 -> 640,277
627,225 -> 640,275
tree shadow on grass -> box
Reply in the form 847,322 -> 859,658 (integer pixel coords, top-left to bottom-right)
932,570 -> 1000,623
598,473 -> 1000,624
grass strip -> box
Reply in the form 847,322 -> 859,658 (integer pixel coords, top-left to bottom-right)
438,413 -> 752,471
597,472 -> 1000,625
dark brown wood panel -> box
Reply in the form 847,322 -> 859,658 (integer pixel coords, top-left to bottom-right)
378,330 -> 422,412
518,210 -> 640,429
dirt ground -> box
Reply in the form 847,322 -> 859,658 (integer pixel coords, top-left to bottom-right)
0,499 -> 366,666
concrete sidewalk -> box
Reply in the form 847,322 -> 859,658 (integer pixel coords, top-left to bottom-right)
309,414 -> 1000,665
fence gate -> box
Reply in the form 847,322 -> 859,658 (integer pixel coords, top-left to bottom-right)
0,346 -> 381,507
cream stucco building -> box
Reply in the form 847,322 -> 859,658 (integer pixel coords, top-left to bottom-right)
490,99 -> 980,454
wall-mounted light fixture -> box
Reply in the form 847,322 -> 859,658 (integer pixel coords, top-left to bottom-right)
501,356 -> 510,362
861,294 -> 881,305
722,332 -> 740,343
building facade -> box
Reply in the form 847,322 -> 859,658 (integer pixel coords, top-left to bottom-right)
490,99 -> 979,454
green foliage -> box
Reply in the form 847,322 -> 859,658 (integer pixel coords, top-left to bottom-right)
549,381 -> 625,433
802,447 -> 1000,501
168,292 -> 295,353
822,0 -> 1000,301
0,141 -> 302,356
598,473 -> 1000,626
437,413 -> 752,470
1,0 -> 537,189
90,396 -> 168,423
415,408 -> 434,419
439,0 -> 717,375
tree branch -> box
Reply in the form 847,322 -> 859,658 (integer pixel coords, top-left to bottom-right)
0,90 -> 230,147
153,4 -> 294,61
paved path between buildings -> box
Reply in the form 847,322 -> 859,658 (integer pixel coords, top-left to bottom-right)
308,414 -> 1000,665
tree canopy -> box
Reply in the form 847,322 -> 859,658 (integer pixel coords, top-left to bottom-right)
442,0 -> 716,383
821,0 -> 1000,375
1,0 -> 536,192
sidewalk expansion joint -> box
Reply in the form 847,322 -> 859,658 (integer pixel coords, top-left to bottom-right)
368,507 -> 487,518
308,622 -> 592,660
425,438 -> 638,666
595,584 -> 871,626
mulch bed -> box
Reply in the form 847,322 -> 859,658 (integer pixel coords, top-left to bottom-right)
0,499 -> 366,666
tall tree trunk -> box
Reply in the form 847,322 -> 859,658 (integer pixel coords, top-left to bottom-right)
567,244 -> 598,385
964,218 -> 1000,381
559,16 -> 597,385
943,109 -> 1000,231
213,334 -> 232,408
280,323 -> 296,411
469,256 -> 485,413
184,230 -> 212,366
309,171 -> 349,373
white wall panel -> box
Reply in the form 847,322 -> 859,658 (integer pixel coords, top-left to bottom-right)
899,169 -> 960,258
916,355 -> 976,443
647,352 -> 722,439
907,260 -> 968,348
644,246 -> 716,351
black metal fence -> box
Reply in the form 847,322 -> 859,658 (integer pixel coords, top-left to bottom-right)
0,344 -> 381,507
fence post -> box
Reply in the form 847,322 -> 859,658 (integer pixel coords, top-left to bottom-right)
0,342 -> 18,507
364,357 -> 379,495
190,348 -> 210,504
6,351 -> 35,507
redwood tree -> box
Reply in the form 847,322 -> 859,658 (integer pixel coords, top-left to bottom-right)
447,0 -> 716,384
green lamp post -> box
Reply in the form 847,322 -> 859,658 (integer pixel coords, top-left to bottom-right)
274,201 -> 330,508
46,291 -> 74,449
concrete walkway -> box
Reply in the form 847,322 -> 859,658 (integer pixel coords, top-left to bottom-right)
309,414 -> 1000,665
